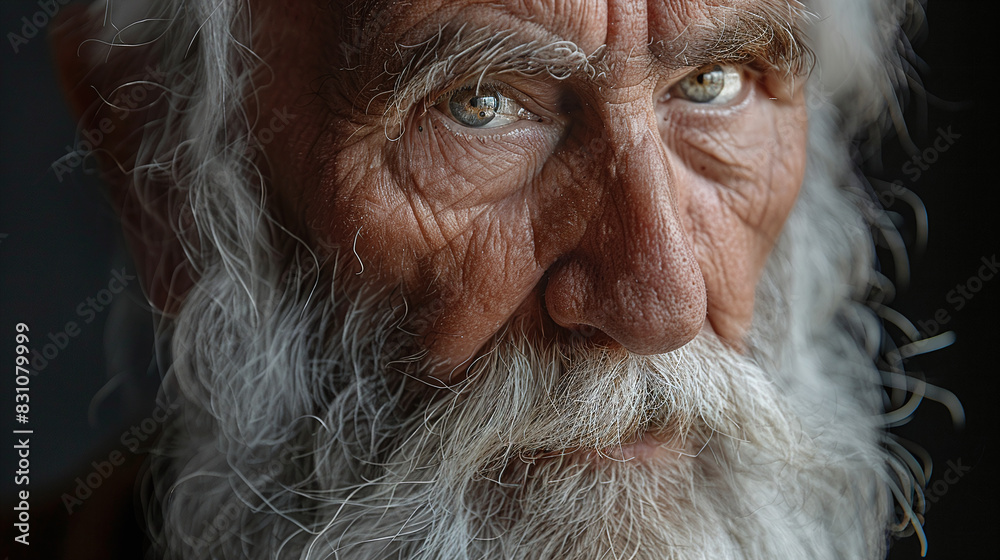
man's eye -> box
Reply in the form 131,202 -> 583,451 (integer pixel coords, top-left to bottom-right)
671,64 -> 744,105
444,84 -> 527,129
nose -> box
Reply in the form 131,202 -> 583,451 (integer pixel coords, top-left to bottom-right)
543,117 -> 707,355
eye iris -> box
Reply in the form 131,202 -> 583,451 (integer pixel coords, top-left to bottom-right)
680,65 -> 725,103
450,89 -> 500,127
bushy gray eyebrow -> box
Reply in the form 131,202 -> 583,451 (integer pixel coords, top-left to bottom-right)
655,1 -> 813,74
379,25 -> 602,124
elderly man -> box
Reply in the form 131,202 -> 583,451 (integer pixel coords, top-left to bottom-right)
51,0 -> 931,558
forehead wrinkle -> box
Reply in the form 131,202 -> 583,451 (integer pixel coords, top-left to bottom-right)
505,0 -> 609,50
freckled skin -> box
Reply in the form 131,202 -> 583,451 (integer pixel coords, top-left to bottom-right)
254,0 -> 808,380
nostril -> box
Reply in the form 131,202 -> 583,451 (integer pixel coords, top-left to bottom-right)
539,285 -> 616,348
561,323 -> 619,348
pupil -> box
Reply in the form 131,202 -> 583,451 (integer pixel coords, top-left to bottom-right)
449,89 -> 502,126
677,65 -> 726,103
465,95 -> 498,123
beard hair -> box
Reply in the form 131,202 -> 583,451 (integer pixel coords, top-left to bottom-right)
311,333 -> 889,560
148,164 -> 891,559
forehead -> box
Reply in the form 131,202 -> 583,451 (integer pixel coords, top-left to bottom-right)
355,0 -> 803,80
361,0 -> 770,53
366,0 -> 607,53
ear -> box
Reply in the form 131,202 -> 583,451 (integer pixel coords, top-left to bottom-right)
50,4 -> 193,315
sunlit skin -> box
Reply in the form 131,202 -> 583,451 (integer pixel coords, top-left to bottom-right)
252,0 -> 808,381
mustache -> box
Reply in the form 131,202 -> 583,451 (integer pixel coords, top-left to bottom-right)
408,328 -> 771,470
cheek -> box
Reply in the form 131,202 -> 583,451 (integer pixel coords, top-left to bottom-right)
400,112 -> 557,206
666,101 -> 807,335
304,115 -> 551,328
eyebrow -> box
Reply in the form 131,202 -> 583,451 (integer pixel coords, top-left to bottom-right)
371,1 -> 811,121
653,1 -> 813,74
379,25 -> 602,121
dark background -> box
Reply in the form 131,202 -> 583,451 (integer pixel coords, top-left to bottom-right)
1,1 -> 995,558
868,2 -> 998,558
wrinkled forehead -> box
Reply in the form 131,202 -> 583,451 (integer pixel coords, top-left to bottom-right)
351,0 -> 808,73
358,0 -> 609,54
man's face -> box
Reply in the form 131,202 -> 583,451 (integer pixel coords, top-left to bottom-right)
257,0 -> 808,379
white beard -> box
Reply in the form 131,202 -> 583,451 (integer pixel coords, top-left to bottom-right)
302,333 -> 888,560
149,160 -> 892,559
